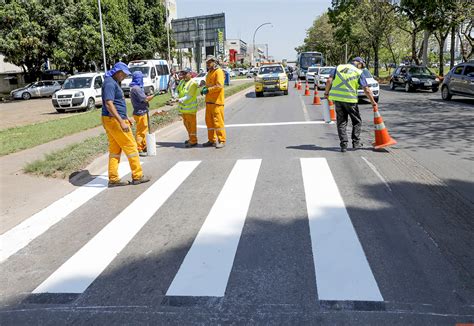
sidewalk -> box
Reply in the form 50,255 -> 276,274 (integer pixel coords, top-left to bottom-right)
0,85 -> 252,234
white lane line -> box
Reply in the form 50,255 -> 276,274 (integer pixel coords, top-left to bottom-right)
361,157 -> 392,192
300,158 -> 383,302
0,162 -> 136,263
197,121 -> 325,128
33,161 -> 200,294
166,159 -> 261,297
297,91 -> 311,121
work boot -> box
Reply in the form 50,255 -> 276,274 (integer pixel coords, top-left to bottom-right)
108,180 -> 128,188
215,142 -> 225,149
185,142 -> 198,148
352,142 -> 363,149
340,146 -> 347,153
130,175 -> 151,185
184,140 -> 189,145
202,141 -> 216,147
139,151 -> 147,157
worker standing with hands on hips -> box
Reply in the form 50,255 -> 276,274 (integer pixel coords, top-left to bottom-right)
177,68 -> 199,148
201,55 -> 226,149
102,62 -> 150,187
129,71 -> 154,156
325,57 -> 378,153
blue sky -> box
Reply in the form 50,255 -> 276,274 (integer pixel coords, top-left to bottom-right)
177,0 -> 332,61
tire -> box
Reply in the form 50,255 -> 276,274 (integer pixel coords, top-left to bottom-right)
374,96 -> 379,103
389,80 -> 395,90
404,82 -> 412,92
256,91 -> 263,98
432,87 -> 439,93
283,90 -> 288,95
147,86 -> 154,96
85,97 -> 95,111
441,86 -> 452,100
22,92 -> 31,100
56,109 -> 65,113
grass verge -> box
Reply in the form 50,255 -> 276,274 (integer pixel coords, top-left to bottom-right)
24,82 -> 253,179
0,93 -> 171,156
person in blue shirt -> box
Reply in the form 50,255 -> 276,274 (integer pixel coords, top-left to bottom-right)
129,71 -> 154,156
324,57 -> 377,152
102,62 -> 150,187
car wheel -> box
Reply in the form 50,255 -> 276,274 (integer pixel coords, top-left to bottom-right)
432,87 -> 439,93
256,92 -> 263,98
404,82 -> 412,92
441,86 -> 452,100
283,90 -> 288,95
389,80 -> 395,90
148,86 -> 154,96
22,92 -> 31,100
86,97 -> 95,111
374,96 -> 379,103
56,109 -> 65,113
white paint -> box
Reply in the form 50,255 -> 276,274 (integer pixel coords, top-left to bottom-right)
33,161 -> 200,293
297,91 -> 311,121
300,158 -> 383,302
0,162 -> 137,263
166,159 -> 261,297
197,121 -> 325,129
361,157 -> 392,192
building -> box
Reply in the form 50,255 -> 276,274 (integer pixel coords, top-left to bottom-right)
0,54 -> 25,95
225,39 -> 247,64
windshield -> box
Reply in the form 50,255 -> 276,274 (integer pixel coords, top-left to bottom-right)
308,67 -> 319,72
259,66 -> 284,74
408,67 -> 433,76
362,69 -> 373,78
63,77 -> 92,89
129,66 -> 150,77
320,68 -> 333,75
300,53 -> 323,69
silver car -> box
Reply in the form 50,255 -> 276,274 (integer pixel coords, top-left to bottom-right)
10,80 -> 63,100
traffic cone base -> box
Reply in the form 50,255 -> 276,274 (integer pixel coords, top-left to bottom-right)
312,90 -> 321,105
304,83 -> 311,96
373,106 -> 397,149
328,100 -> 336,121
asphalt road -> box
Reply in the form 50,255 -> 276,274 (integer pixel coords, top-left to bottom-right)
1,82 -> 473,325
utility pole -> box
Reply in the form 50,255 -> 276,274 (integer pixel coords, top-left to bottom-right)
165,0 -> 171,63
98,0 -> 107,72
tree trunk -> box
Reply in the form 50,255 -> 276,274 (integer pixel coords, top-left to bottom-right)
373,42 -> 379,77
438,38 -> 445,76
457,30 -> 467,62
422,30 -> 429,66
411,30 -> 418,64
450,24 -> 456,68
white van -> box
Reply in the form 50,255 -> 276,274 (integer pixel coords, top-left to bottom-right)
121,60 -> 170,96
52,72 -> 104,113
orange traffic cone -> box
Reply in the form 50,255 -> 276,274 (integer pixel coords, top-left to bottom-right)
373,104 -> 397,150
312,90 -> 321,105
329,100 -> 336,121
304,83 -> 310,96
294,80 -> 298,88
297,80 -> 302,90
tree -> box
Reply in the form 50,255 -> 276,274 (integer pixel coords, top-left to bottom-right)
396,0 -> 427,65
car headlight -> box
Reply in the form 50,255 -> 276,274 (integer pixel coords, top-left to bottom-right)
411,77 -> 420,83
256,78 -> 264,83
280,77 -> 288,82
74,91 -> 84,97
373,83 -> 379,87
52,93 -> 57,98
435,78 -> 440,82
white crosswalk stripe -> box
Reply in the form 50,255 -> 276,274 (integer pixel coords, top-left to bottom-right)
2,158 -> 383,303
0,162 -> 136,263
33,161 -> 200,294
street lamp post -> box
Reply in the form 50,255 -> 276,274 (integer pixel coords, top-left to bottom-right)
165,0 -> 171,63
98,0 -> 107,72
200,23 -> 206,66
252,22 -> 272,66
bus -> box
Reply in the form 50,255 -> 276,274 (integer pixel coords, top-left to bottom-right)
296,52 -> 324,79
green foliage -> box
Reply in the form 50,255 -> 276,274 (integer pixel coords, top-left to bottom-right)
0,0 -> 170,76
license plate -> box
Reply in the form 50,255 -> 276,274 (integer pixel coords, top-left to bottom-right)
266,85 -> 276,88
59,100 -> 69,104
424,81 -> 432,86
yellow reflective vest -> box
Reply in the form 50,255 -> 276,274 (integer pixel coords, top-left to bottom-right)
177,79 -> 199,114
328,64 -> 362,103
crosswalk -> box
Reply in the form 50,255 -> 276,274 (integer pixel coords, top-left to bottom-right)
1,157 -> 383,304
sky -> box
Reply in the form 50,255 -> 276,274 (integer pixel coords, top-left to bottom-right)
176,0 -> 332,61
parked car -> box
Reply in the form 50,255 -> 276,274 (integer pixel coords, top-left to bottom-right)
224,68 -> 236,78
233,68 -> 248,76
358,69 -> 380,102
389,65 -> 440,92
192,72 -> 207,87
10,80 -> 63,100
314,66 -> 335,89
305,66 -> 319,84
441,62 -> 474,100
121,59 -> 170,96
52,72 -> 104,113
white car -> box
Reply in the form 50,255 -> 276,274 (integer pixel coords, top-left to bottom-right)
305,66 -> 319,84
315,66 -> 335,90
224,68 -> 235,78
192,72 -> 207,87
358,69 -> 380,102
52,73 -> 104,113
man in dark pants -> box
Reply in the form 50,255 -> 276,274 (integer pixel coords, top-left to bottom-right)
324,57 -> 378,152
